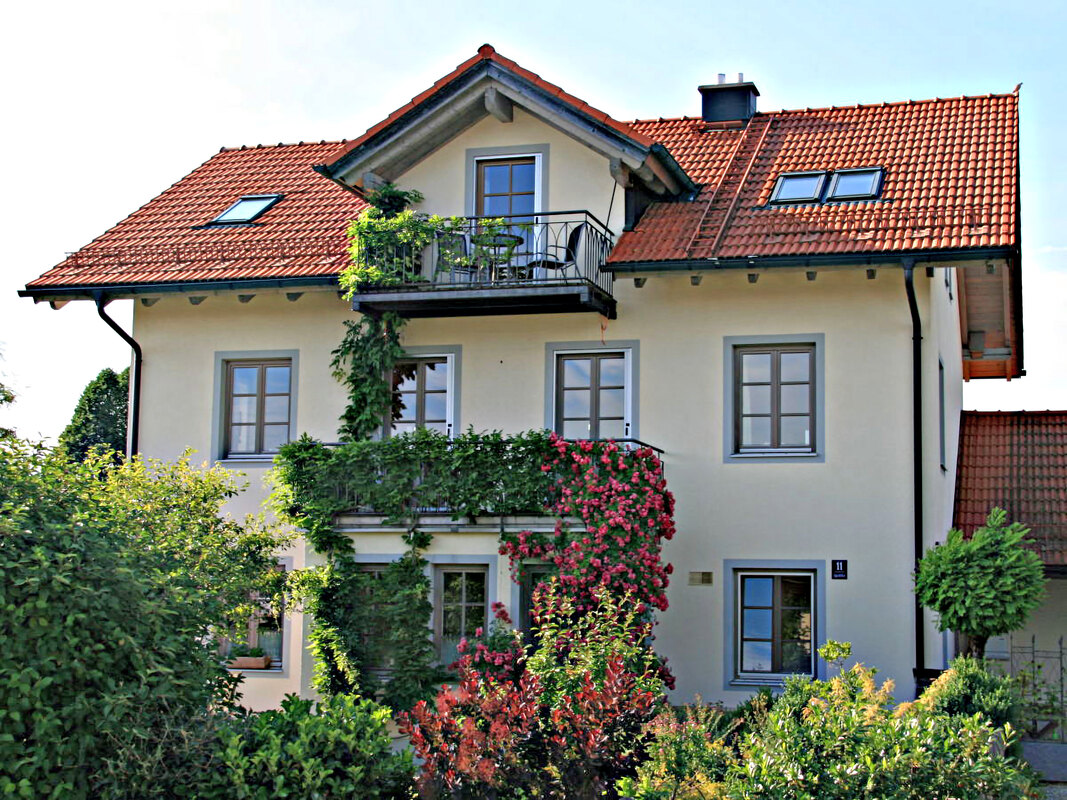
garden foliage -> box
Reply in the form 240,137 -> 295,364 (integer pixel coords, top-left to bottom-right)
401,587 -> 665,799
915,508 -> 1046,658
0,440 -> 286,798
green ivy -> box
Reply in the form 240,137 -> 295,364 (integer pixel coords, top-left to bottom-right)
330,312 -> 408,443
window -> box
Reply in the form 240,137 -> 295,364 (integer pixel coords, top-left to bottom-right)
826,168 -> 883,201
938,359 -> 946,470
390,356 -> 452,436
769,171 -> 827,204
735,571 -> 814,679
476,157 -> 537,219
518,564 -> 555,646
434,566 -> 488,665
733,345 -> 814,454
223,563 -> 286,670
555,352 -> 629,440
224,360 -> 292,457
208,194 -> 282,225
358,565 -> 393,674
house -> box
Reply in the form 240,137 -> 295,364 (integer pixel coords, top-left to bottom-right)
21,45 -> 1024,711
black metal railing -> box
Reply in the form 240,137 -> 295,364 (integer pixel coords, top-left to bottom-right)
350,210 -> 614,297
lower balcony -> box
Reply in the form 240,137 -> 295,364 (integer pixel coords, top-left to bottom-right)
348,211 -> 617,318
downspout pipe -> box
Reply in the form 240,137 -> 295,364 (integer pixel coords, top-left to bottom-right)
93,293 -> 141,456
903,260 -> 925,685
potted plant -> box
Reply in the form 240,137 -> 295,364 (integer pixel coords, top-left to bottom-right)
227,644 -> 273,670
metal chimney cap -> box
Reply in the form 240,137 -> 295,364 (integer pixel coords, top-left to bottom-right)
698,81 -> 760,96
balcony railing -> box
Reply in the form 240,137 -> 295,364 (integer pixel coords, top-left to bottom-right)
348,211 -> 616,318
305,435 -> 664,521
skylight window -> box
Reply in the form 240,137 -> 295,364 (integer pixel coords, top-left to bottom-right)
769,172 -> 826,204
209,194 -> 282,225
827,168 -> 883,201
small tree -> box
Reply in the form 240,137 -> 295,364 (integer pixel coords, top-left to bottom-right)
58,367 -> 129,460
915,507 -> 1046,658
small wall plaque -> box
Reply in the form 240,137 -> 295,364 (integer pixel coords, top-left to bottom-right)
688,571 -> 714,586
832,559 -> 848,580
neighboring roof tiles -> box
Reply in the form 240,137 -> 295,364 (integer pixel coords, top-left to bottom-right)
26,141 -> 366,291
610,92 -> 1019,264
954,411 -> 1067,566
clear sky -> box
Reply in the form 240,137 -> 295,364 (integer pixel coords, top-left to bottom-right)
2,0 -> 1064,441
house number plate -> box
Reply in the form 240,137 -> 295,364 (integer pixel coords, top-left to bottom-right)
832,559 -> 848,579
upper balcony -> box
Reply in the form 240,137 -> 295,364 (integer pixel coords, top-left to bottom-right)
348,211 -> 616,319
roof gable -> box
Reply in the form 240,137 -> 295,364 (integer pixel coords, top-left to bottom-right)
318,44 -> 693,198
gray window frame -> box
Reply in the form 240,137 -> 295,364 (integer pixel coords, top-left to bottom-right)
723,559 -> 826,689
826,168 -> 884,202
769,171 -> 828,205
213,350 -> 299,462
723,334 -> 824,463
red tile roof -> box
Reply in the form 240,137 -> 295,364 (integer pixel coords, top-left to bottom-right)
326,44 -> 653,170
26,141 -> 366,290
610,92 -> 1019,264
22,47 -> 1020,293
954,411 -> 1067,566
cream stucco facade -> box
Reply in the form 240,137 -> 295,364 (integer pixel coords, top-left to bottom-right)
124,107 -> 988,711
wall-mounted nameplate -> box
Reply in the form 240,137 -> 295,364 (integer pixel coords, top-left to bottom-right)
832,559 -> 848,580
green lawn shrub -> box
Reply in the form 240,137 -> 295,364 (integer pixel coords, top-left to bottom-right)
920,656 -> 1020,730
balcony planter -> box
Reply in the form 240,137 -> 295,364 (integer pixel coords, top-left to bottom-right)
228,655 -> 273,670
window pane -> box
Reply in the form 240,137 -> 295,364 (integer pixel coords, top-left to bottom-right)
442,607 -> 461,637
781,608 -> 812,642
742,608 -> 773,640
832,171 -> 878,198
231,396 -> 258,424
512,162 -> 536,193
776,175 -> 821,201
780,416 -> 811,447
424,392 -> 447,422
563,389 -> 591,418
742,641 -> 773,672
216,197 -> 275,222
424,421 -> 448,435
780,384 -> 809,414
424,361 -> 448,391
742,385 -> 771,414
743,577 -> 773,607
391,422 -> 416,435
562,420 -> 590,440
781,576 -> 812,607
465,573 -> 485,604
742,417 -> 772,447
562,359 -> 591,388
264,396 -> 289,424
780,352 -> 811,382
262,425 -> 289,452
511,193 -> 535,216
464,612 -> 483,637
781,641 -> 813,673
599,357 -> 625,386
483,195 -> 509,216
741,353 -> 771,383
394,366 -> 418,393
443,572 -> 463,604
229,425 -> 256,453
599,419 -> 625,440
232,367 -> 259,395
264,366 -> 290,394
599,388 -> 625,418
483,164 -> 511,194
395,392 -> 415,421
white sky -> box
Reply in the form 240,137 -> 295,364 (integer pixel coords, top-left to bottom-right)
2,0 -> 1065,441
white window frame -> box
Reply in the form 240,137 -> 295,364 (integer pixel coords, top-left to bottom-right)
386,345 -> 461,439
545,341 -> 638,441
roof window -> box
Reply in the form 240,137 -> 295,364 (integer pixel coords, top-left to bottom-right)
826,168 -> 883,201
769,172 -> 826,204
208,194 -> 282,225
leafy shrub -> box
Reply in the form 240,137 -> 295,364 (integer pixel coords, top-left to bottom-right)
723,643 -> 1040,800
401,587 -> 665,799
915,508 -> 1046,658
0,440 -> 287,799
617,702 -> 737,800
919,656 -> 1019,729
198,694 -> 414,799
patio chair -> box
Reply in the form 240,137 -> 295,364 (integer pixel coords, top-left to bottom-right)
527,222 -> 585,280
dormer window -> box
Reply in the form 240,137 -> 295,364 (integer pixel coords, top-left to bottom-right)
208,194 -> 282,225
769,172 -> 826,204
826,168 -> 883,201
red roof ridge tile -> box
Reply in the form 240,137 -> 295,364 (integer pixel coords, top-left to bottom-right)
218,139 -> 348,153
769,90 -> 1017,117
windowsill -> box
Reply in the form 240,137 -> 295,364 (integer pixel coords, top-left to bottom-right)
727,451 -> 822,462
730,674 -> 808,688
218,455 -> 277,466
226,665 -> 286,676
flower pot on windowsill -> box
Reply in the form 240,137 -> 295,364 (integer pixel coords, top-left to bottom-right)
228,655 -> 272,670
